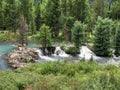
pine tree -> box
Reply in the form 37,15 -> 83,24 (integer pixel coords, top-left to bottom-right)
73,0 -> 90,22
0,0 -> 4,29
3,0 -> 19,41
19,0 -> 34,45
60,0 -> 75,41
72,21 -> 85,49
19,15 -> 28,47
39,24 -> 51,48
92,0 -> 108,18
44,0 -> 60,37
35,4 -> 41,31
20,0 -> 34,25
93,17 -> 112,57
114,23 -> 120,56
110,0 -> 120,19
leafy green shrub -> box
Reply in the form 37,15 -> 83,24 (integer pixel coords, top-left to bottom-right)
40,62 -> 62,75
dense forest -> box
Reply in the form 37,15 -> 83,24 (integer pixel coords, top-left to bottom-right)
0,0 -> 120,90
0,0 -> 120,55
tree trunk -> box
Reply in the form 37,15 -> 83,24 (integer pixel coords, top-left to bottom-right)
64,24 -> 69,41
8,31 -> 11,41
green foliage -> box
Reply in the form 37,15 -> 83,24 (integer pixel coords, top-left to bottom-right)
110,1 -> 120,19
35,4 -> 41,31
1,61 -> 120,90
0,33 -> 8,41
72,21 -> 85,49
44,0 -> 60,37
93,17 -> 112,57
39,24 -> 51,47
72,0 -> 90,22
92,0 -> 108,17
64,47 -> 79,56
115,23 -> 120,56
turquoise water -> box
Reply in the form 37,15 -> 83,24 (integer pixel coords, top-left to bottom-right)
0,43 -> 15,70
0,43 -> 15,54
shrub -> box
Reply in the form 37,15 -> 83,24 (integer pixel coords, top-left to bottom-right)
40,62 -> 62,75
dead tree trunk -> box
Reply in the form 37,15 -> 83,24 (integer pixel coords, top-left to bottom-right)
19,15 -> 28,47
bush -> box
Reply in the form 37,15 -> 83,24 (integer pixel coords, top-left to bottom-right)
40,62 -> 62,75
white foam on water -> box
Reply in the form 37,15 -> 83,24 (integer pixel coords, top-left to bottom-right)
79,46 -> 94,60
54,46 -> 70,58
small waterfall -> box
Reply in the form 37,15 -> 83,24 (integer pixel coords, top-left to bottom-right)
34,48 -> 57,61
79,46 -> 94,60
54,46 -> 69,57
34,46 -> 70,62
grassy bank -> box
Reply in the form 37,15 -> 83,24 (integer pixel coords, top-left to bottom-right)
0,61 -> 120,90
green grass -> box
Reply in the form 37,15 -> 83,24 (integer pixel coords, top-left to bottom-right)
0,61 -> 120,90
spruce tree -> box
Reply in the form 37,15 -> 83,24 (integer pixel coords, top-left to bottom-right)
93,17 -> 112,57
44,0 -> 60,37
0,0 -> 4,29
2,0 -> 19,30
35,4 -> 41,31
114,23 -> 120,56
72,21 -> 85,49
73,0 -> 90,22
19,0 -> 34,45
39,24 -> 51,48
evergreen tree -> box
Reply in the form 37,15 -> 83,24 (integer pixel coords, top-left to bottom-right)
3,0 -> 19,30
110,0 -> 120,19
19,15 -> 28,47
35,4 -> 41,31
72,21 -> 85,49
92,0 -> 108,18
39,24 -> 51,48
93,17 -> 112,57
114,23 -> 120,56
20,0 -> 33,25
60,0 -> 75,41
73,0 -> 90,22
0,0 -> 4,29
19,0 -> 34,45
44,0 -> 60,37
